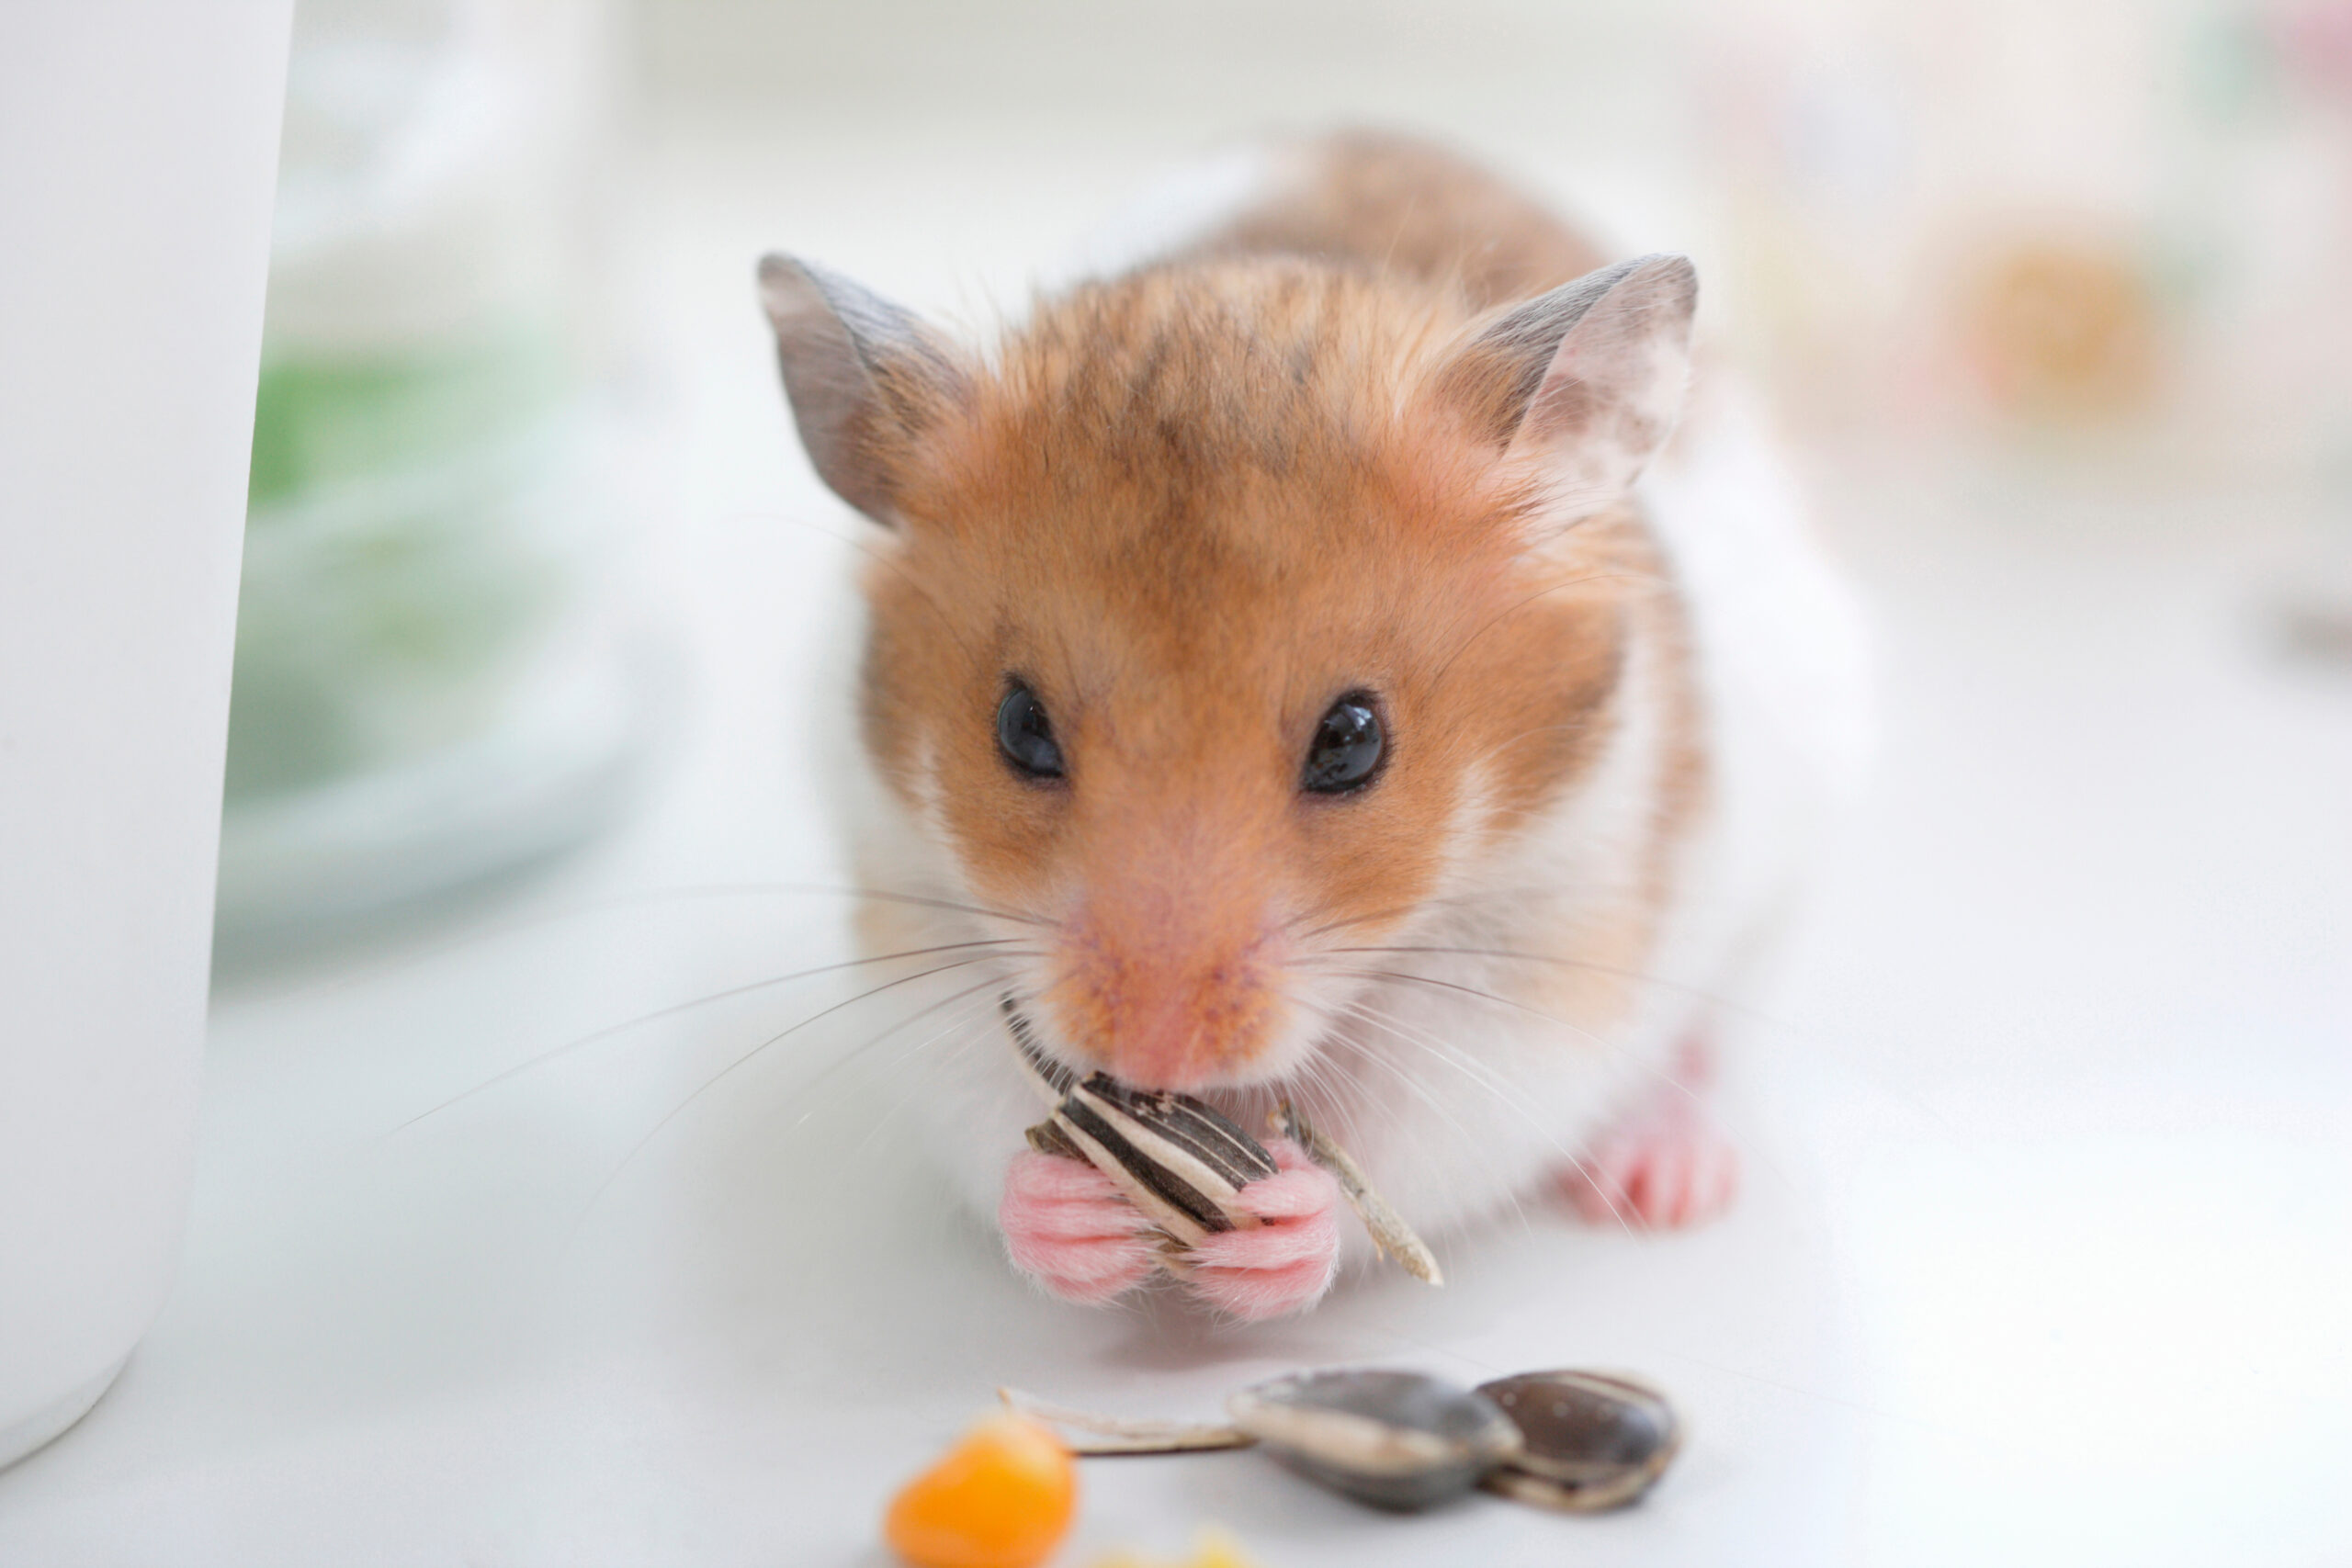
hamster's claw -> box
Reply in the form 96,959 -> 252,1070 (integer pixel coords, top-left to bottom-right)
1179,1139 -> 1343,1321
999,1148 -> 1159,1304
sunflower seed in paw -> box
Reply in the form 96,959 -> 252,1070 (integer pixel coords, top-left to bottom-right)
1475,1370 -> 1681,1512
1225,1369 -> 1522,1511
1023,1120 -> 1084,1161
1006,998 -> 1277,1247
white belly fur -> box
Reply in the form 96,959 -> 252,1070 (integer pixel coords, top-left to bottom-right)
1246,386 -> 1871,1246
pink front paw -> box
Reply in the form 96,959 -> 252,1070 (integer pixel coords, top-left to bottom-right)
999,1150 -> 1158,1305
1182,1140 -> 1342,1321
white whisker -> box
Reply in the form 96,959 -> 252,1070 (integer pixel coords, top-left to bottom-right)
1340,995 -> 1641,1238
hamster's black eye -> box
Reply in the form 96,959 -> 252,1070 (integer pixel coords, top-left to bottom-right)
996,683 -> 1065,780
1302,693 -> 1384,794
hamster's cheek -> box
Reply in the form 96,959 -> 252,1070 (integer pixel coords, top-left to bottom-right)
1291,759 -> 1462,939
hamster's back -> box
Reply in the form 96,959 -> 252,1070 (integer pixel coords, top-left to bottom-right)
1082,130 -> 1607,311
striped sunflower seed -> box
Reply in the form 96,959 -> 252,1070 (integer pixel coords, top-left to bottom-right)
1005,998 -> 1277,1249
1475,1370 -> 1681,1512
1227,1368 -> 1524,1512
1003,999 -> 1442,1285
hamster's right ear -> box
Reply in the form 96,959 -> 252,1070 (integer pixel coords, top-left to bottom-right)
757,254 -> 969,525
1431,254 -> 1697,516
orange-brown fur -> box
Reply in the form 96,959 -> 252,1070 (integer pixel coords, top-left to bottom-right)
1172,130 -> 1609,312
848,139 -> 1702,1091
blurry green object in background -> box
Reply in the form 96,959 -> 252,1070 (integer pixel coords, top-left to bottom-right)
245,320 -> 564,509
216,0 -> 645,961
227,390 -> 569,803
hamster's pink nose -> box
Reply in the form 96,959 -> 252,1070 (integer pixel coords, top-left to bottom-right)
1043,915 -> 1286,1092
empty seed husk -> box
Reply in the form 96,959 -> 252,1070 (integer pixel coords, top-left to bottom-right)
996,1387 -> 1256,1457
1007,998 -> 1277,1248
1273,1100 -> 1442,1286
1475,1370 -> 1681,1512
1226,1369 -> 1523,1512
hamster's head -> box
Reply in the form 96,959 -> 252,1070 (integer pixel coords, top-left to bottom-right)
760,253 -> 1696,1093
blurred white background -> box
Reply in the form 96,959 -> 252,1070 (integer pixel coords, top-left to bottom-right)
0,1 -> 2345,1563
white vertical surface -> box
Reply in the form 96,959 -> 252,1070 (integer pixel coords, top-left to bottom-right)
0,1 -> 292,1461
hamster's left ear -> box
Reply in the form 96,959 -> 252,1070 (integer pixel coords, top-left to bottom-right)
757,254 -> 968,525
1434,253 -> 1697,511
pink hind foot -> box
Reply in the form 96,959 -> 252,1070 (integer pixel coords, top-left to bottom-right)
1560,1039 -> 1741,1230
999,1149 -> 1158,1305
1180,1140 -> 1343,1321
